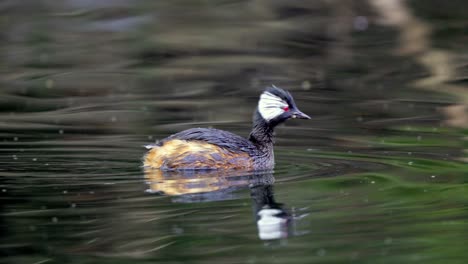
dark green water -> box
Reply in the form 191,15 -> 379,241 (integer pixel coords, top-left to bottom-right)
1,1 -> 467,264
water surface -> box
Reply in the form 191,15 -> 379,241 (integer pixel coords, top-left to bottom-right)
1,1 -> 467,263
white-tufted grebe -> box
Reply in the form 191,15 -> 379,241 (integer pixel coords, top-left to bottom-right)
143,85 -> 310,170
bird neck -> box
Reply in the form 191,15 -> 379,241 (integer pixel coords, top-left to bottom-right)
248,110 -> 275,151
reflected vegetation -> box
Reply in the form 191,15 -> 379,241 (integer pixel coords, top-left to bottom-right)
1,0 -> 468,263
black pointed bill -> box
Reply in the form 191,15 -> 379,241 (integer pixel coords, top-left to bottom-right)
292,109 -> 311,119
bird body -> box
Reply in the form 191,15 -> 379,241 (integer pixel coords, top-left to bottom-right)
144,128 -> 257,170
143,86 -> 309,170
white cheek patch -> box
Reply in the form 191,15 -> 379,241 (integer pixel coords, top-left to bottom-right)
258,92 -> 288,121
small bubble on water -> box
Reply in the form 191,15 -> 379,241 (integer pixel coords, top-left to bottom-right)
384,237 -> 393,245
52,217 -> 58,223
148,135 -> 153,140
63,190 -> 68,194
32,158 -> 37,161
12,155 -> 17,160
59,129 -> 64,134
316,248 -> 326,257
431,175 -> 436,178
353,16 -> 368,31
172,226 -> 184,235
110,116 -> 117,122
408,161 -> 413,166
29,225 -> 36,231
13,137 -> 18,141
40,53 -> 49,63
45,79 -> 54,89
356,116 -> 363,122
71,203 -> 77,208
2,189 -> 6,193
301,80 -> 311,90
408,152 -> 412,155
371,181 -> 375,184
45,163 -> 49,166
417,135 -> 422,141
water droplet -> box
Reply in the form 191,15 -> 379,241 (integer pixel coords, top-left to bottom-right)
12,155 -> 17,160
52,217 -> 58,223
71,203 -> 77,208
32,158 -> 37,161
2,189 -> 6,192
356,116 -> 363,122
13,137 -> 18,141
371,181 -> 375,184
417,135 -> 422,141
59,129 -> 64,134
148,135 -> 153,140
63,190 -> 68,194
408,161 -> 413,166
110,116 -> 117,122
431,175 -> 436,178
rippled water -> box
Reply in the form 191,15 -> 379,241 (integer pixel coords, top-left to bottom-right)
1,1 -> 467,263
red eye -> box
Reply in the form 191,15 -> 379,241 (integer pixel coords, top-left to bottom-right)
283,106 -> 289,111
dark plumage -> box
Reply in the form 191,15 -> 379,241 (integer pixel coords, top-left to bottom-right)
144,85 -> 310,170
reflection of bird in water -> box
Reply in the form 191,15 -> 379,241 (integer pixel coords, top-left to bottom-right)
144,169 -> 274,201
250,184 -> 291,241
143,85 -> 310,170
144,169 -> 301,240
